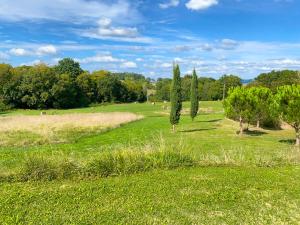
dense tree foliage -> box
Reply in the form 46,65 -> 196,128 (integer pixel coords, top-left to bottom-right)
190,69 -> 199,121
250,70 -> 300,91
0,59 -> 147,109
248,87 -> 273,128
155,78 -> 172,101
274,85 -> 300,146
218,75 -> 243,100
170,64 -> 182,132
224,87 -> 256,135
154,74 -> 241,102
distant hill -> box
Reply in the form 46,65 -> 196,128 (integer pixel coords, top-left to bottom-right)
241,79 -> 253,85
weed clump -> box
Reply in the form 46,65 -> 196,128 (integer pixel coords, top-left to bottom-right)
16,149 -> 195,182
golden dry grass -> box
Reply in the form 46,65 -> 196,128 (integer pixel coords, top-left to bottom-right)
0,112 -> 143,146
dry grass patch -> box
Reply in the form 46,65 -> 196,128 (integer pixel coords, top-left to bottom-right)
0,112 -> 143,146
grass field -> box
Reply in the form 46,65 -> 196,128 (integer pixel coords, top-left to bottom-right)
1,101 -> 300,224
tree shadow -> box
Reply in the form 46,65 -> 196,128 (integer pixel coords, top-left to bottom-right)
279,139 -> 296,145
180,128 -> 216,133
244,130 -> 267,136
0,111 -> 10,116
196,119 -> 222,123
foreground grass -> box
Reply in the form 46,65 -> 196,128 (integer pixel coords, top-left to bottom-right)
1,166 -> 300,224
0,101 -> 299,224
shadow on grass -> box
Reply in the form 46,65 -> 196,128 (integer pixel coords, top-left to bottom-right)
279,139 -> 296,145
0,111 -> 10,116
244,130 -> 267,136
196,119 -> 222,123
180,128 -> 216,133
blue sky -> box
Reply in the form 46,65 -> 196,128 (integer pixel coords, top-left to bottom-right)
1,0 -> 300,79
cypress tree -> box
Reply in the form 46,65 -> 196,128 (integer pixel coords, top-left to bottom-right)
170,64 -> 182,132
190,69 -> 199,121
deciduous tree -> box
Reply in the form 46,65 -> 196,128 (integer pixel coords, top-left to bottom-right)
224,87 -> 255,135
274,85 -> 300,146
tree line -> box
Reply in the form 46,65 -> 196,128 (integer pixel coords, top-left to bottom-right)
152,74 -> 242,102
152,69 -> 300,102
0,58 -> 148,109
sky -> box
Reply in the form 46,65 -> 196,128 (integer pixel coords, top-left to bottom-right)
0,0 -> 300,79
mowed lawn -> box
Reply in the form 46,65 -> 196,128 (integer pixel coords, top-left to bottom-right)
1,101 -> 300,224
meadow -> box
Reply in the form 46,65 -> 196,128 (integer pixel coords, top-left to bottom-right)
0,101 -> 299,224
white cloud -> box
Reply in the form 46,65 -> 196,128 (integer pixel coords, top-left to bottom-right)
77,54 -> 122,64
121,61 -> 137,68
9,48 -> 28,56
218,39 -> 239,50
159,0 -> 180,9
160,62 -> 173,68
80,18 -> 153,43
36,45 -> 57,55
0,0 -> 139,24
186,0 -> 218,10
98,18 -> 112,27
98,27 -> 138,38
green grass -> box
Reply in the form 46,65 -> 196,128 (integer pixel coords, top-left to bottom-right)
1,167 -> 300,224
0,101 -> 299,224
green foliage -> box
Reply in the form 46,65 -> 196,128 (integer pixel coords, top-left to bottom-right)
155,78 -> 172,101
0,59 -> 147,109
190,69 -> 199,120
224,87 -> 256,134
154,74 -> 242,102
181,75 -> 192,101
19,64 -> 57,109
123,79 -> 147,103
170,64 -> 182,128
224,87 -> 253,121
274,85 -> 300,145
51,73 -> 79,109
54,58 -> 83,80
218,74 -> 242,99
248,87 -> 274,127
250,70 -> 300,91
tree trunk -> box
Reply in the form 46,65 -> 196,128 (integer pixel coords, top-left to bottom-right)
172,124 -> 176,133
296,128 -> 300,146
239,116 -> 243,136
256,120 -> 260,128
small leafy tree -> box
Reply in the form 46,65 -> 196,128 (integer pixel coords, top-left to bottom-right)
54,58 -> 83,80
190,69 -> 199,121
170,64 -> 182,132
248,87 -> 272,128
224,87 -> 255,135
274,85 -> 300,146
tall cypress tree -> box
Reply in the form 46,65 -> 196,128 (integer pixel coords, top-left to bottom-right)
190,69 -> 199,121
170,64 -> 182,132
